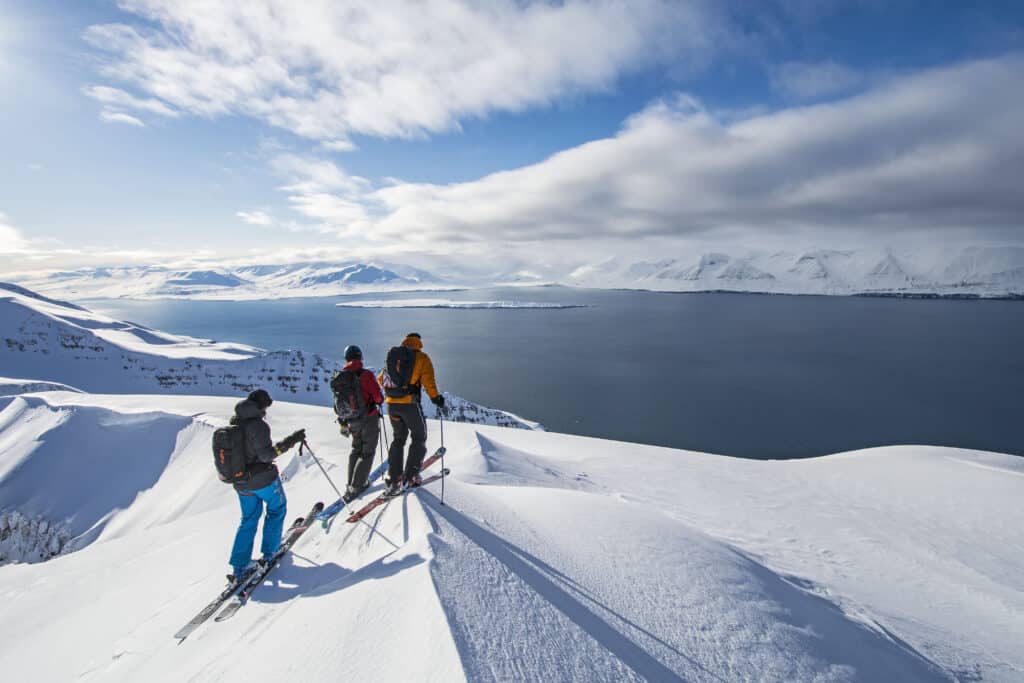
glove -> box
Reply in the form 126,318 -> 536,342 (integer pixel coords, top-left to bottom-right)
431,394 -> 445,409
275,428 -> 306,453
338,419 -> 351,437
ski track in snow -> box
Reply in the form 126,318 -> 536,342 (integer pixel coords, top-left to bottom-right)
0,393 -> 1020,681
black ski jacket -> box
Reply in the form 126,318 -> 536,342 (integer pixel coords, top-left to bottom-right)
230,398 -> 280,491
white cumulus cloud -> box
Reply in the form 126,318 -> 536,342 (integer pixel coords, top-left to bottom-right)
100,111 -> 146,127
267,56 -> 1024,251
84,0 -> 721,143
0,213 -> 29,254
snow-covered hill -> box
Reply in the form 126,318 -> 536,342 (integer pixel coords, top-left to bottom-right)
13,261 -> 448,300
568,246 -> 1024,297
0,283 -> 536,430
1,389 -> 1021,681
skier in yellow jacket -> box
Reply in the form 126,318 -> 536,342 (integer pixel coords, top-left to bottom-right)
378,332 -> 444,494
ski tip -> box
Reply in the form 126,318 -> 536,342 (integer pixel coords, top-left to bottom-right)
436,446 -> 447,455
441,467 -> 451,475
312,501 -> 325,514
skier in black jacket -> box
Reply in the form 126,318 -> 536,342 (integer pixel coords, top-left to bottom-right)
228,389 -> 304,582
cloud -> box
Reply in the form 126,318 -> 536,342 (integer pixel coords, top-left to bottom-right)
0,213 -> 29,254
84,85 -> 178,116
268,56 -> 1024,249
84,0 -> 722,144
84,85 -> 179,124
236,210 -> 274,226
770,60 -> 863,99
100,111 -> 146,127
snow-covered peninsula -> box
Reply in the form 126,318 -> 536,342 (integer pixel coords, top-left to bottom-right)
335,299 -> 585,309
0,283 -> 535,430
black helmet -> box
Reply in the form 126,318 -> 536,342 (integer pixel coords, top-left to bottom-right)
247,388 -> 273,408
344,344 -> 363,361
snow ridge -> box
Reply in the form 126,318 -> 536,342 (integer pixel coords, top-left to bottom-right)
2,392 -> 1015,680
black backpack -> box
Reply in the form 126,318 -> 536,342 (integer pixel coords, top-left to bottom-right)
382,346 -> 418,399
331,369 -> 368,422
212,423 -> 249,484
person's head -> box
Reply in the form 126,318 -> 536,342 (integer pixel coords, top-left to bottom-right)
344,344 -> 363,361
402,332 -> 423,350
247,388 -> 273,410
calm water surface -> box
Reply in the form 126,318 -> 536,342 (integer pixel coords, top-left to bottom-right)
89,287 -> 1024,459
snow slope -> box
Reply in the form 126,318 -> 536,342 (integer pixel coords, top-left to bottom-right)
568,246 -> 1024,298
0,283 -> 536,430
1,390 -> 1020,681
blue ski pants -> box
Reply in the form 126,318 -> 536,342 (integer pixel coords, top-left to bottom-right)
229,477 -> 287,572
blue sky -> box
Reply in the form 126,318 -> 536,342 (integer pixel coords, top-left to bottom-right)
1,0 -> 1023,276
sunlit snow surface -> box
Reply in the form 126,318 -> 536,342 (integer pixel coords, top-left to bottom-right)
1,390 -> 1020,681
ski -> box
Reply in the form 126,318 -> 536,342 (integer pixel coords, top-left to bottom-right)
347,465 -> 450,524
344,447 -> 445,524
212,500 -> 324,624
174,508 -> 316,641
316,459 -> 389,525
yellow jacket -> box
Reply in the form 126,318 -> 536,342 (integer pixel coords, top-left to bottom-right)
378,335 -> 439,404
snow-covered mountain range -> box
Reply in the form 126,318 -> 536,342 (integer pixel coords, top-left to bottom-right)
12,261 -> 448,300
568,246 -> 1024,297
1,389 -> 1020,681
0,283 -> 536,429
10,245 -> 1024,301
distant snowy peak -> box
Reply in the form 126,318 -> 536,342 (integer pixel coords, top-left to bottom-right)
942,246 -> 1024,286
568,246 -> 1024,297
163,270 -> 249,288
789,253 -> 831,280
15,262 -> 446,300
718,260 -> 774,281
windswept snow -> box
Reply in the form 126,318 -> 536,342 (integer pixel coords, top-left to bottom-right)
0,376 -> 83,395
336,299 -> 585,309
1,390 -> 1020,681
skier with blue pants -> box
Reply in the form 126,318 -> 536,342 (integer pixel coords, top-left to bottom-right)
228,389 -> 305,582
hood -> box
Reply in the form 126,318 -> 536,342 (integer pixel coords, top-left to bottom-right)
401,335 -> 423,351
232,398 -> 265,422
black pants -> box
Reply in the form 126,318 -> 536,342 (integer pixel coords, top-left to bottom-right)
388,402 -> 427,480
347,416 -> 380,488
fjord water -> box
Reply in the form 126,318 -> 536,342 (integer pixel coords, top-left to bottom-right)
90,288 -> 1024,459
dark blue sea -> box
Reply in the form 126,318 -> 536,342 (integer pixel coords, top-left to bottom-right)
89,287 -> 1024,459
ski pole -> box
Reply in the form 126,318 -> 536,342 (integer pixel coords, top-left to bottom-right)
439,401 -> 446,506
379,406 -> 390,472
301,440 -> 344,501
